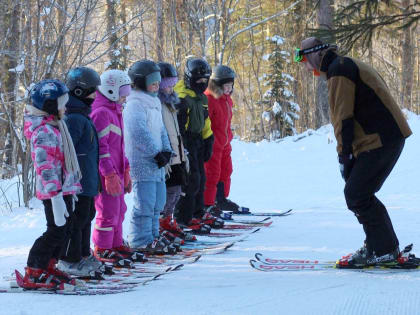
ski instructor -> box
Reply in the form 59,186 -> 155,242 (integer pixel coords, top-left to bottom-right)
295,37 -> 412,268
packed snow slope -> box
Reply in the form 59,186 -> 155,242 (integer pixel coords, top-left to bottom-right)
1,111 -> 420,315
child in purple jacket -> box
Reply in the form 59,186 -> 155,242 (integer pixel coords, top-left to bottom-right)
90,69 -> 137,264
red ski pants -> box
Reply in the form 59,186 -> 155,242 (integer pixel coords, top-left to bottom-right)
204,144 -> 233,205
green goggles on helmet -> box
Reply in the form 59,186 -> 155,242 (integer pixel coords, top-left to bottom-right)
294,44 -> 331,63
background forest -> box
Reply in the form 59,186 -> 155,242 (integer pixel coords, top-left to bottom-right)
0,0 -> 419,205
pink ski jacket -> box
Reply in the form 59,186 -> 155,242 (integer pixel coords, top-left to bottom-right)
24,114 -> 81,199
90,92 -> 130,178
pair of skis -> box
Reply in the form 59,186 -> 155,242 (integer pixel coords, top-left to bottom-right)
250,245 -> 420,272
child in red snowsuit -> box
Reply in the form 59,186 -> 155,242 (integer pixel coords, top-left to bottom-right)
204,65 -> 242,214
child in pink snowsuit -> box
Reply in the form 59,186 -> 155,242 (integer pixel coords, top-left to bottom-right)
90,70 -> 132,261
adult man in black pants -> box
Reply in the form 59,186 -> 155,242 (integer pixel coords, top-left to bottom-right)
296,37 -> 412,267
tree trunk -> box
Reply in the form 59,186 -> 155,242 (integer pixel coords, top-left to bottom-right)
315,0 -> 333,128
2,0 -> 21,178
106,0 -> 120,69
120,0 -> 129,69
155,0 -> 164,61
401,0 -> 414,110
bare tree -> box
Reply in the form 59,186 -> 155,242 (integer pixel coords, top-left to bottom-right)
401,0 -> 415,110
156,0 -> 164,61
314,0 -> 333,128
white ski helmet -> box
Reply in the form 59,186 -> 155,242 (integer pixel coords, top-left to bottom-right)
98,69 -> 131,102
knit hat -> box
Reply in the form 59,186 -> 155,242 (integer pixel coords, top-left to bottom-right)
160,77 -> 178,90
145,71 -> 161,87
301,37 -> 325,71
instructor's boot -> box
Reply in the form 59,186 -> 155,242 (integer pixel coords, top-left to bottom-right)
337,245 -> 399,268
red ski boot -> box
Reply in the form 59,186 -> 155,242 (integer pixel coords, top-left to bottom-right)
197,212 -> 224,228
113,242 -> 148,263
94,246 -> 133,268
159,215 -> 184,235
15,267 -> 66,291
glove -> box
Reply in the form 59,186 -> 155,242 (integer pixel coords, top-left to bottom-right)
203,135 -> 214,162
51,192 -> 69,227
124,168 -> 132,194
104,173 -> 122,196
154,151 -> 172,168
338,154 -> 355,181
164,164 -> 172,180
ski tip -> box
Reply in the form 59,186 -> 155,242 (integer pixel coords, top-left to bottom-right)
153,273 -> 163,280
252,228 -> 261,234
249,259 -> 258,268
172,264 -> 184,271
255,253 -> 263,261
225,243 -> 235,250
194,255 -> 202,262
165,267 -> 172,273
263,217 -> 271,222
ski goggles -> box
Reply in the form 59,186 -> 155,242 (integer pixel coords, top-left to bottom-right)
294,43 -> 331,63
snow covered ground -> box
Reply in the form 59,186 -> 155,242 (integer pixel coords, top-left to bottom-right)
1,111 -> 420,315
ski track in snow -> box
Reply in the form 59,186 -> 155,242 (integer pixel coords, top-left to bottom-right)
1,114 -> 420,314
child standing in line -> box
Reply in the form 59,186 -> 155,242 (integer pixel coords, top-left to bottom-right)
57,67 -> 103,277
157,62 -> 190,238
204,65 -> 244,215
90,70 -> 135,264
174,57 -> 223,230
125,60 -> 176,255
19,79 -> 82,290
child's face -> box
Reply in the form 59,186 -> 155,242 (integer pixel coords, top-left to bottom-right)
223,82 -> 233,95
162,86 -> 174,94
147,82 -> 160,93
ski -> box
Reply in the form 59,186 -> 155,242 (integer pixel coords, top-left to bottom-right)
254,253 -> 335,266
250,259 -> 335,271
226,216 -> 272,225
0,286 -> 136,295
221,221 -> 272,229
226,208 -> 293,217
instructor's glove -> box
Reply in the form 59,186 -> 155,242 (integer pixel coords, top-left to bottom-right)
51,192 -> 69,227
124,168 -> 132,194
104,173 -> 122,196
203,135 -> 214,162
154,151 -> 172,168
338,154 -> 355,181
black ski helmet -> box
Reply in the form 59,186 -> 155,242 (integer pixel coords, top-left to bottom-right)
184,58 -> 211,89
65,67 -> 101,99
210,65 -> 235,86
128,59 -> 161,90
158,62 -> 178,78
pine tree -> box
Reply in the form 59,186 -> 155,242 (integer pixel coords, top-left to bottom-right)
262,35 -> 300,140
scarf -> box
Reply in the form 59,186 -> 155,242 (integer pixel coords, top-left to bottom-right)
26,105 -> 82,181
